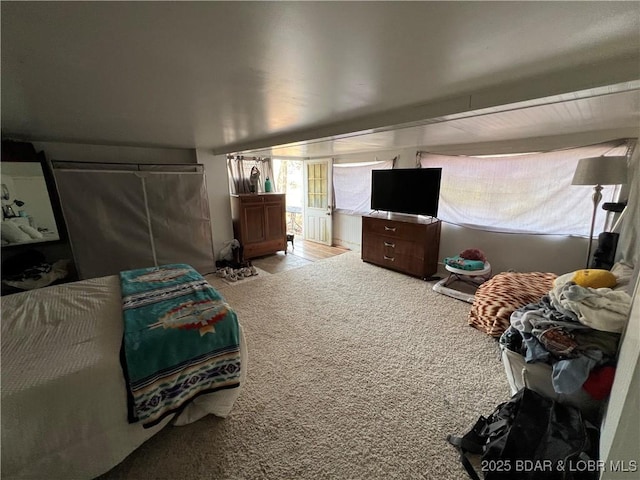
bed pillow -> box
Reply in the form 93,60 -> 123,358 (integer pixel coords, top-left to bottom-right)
19,224 -> 44,239
468,271 -> 558,337
1,221 -> 31,243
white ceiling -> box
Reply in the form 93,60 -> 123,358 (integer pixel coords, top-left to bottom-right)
255,85 -> 640,158
2,2 -> 639,158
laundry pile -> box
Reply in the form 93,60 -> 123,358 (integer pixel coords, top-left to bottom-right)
500,268 -> 632,399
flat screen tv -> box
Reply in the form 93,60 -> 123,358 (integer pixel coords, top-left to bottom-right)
371,168 -> 442,217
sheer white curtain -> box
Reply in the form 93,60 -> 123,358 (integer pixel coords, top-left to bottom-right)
333,158 -> 395,214
227,156 -> 274,194
418,141 -> 632,236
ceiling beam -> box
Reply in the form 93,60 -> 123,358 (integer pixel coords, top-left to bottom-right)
217,54 -> 640,156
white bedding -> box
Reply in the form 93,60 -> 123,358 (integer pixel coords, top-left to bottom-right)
1,275 -> 247,479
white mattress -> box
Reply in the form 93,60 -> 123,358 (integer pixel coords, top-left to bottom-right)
1,276 -> 247,479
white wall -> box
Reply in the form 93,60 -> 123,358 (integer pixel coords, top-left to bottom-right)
599,275 -> 640,479
196,150 -> 234,258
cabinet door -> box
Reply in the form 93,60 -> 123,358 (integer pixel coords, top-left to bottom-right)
264,201 -> 285,241
243,204 -> 266,243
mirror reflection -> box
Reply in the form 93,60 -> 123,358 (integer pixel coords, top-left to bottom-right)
1,162 -> 61,246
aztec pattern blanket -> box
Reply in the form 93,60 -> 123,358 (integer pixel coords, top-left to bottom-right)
119,264 -> 241,428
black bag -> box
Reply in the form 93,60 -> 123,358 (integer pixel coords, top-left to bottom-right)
447,388 -> 599,480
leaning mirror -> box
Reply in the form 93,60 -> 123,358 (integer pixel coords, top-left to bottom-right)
1,157 -> 62,247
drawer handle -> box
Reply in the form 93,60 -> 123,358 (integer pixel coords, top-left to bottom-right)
384,226 -> 396,232
383,255 -> 395,261
384,241 -> 395,248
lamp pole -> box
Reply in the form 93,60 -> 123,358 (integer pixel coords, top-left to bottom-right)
586,184 -> 603,269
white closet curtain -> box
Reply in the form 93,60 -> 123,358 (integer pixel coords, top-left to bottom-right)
227,156 -> 274,194
333,158 -> 395,214
418,141 -> 632,236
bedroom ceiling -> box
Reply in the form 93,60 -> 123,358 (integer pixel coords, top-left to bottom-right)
252,85 -> 640,157
1,2 -> 639,158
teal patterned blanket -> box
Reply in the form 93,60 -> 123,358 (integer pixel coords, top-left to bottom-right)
119,264 -> 241,428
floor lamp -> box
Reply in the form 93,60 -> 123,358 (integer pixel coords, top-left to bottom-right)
571,155 -> 628,269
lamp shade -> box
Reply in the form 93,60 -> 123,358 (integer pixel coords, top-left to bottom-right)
571,156 -> 628,186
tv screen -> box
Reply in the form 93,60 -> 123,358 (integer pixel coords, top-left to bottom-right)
371,168 -> 442,217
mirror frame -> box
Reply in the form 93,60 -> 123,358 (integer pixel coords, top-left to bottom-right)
1,141 -> 67,248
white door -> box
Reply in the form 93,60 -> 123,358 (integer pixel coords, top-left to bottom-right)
303,158 -> 333,245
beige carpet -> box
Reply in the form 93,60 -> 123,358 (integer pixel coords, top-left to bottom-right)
100,252 -> 510,480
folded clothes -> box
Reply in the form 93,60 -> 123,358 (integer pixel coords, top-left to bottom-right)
444,256 -> 486,271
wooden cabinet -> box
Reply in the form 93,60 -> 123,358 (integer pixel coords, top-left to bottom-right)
231,193 -> 287,260
361,213 -> 441,279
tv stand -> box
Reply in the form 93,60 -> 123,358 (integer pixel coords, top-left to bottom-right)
361,213 -> 441,279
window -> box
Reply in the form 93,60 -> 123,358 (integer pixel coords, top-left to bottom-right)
418,141 -> 632,236
272,159 -> 304,236
333,158 -> 395,214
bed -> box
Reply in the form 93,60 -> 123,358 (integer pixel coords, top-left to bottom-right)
1,265 -> 247,479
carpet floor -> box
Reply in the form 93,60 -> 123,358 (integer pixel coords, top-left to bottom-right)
100,252 -> 510,480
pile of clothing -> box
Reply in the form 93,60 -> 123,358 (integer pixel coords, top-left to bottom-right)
500,268 -> 632,399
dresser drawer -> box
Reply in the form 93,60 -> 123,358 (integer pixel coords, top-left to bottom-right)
363,234 -> 425,260
243,238 -> 286,259
362,216 -> 427,242
361,246 -> 424,277
239,195 -> 265,204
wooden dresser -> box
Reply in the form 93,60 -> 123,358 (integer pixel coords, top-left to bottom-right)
361,213 -> 441,279
231,193 -> 287,260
